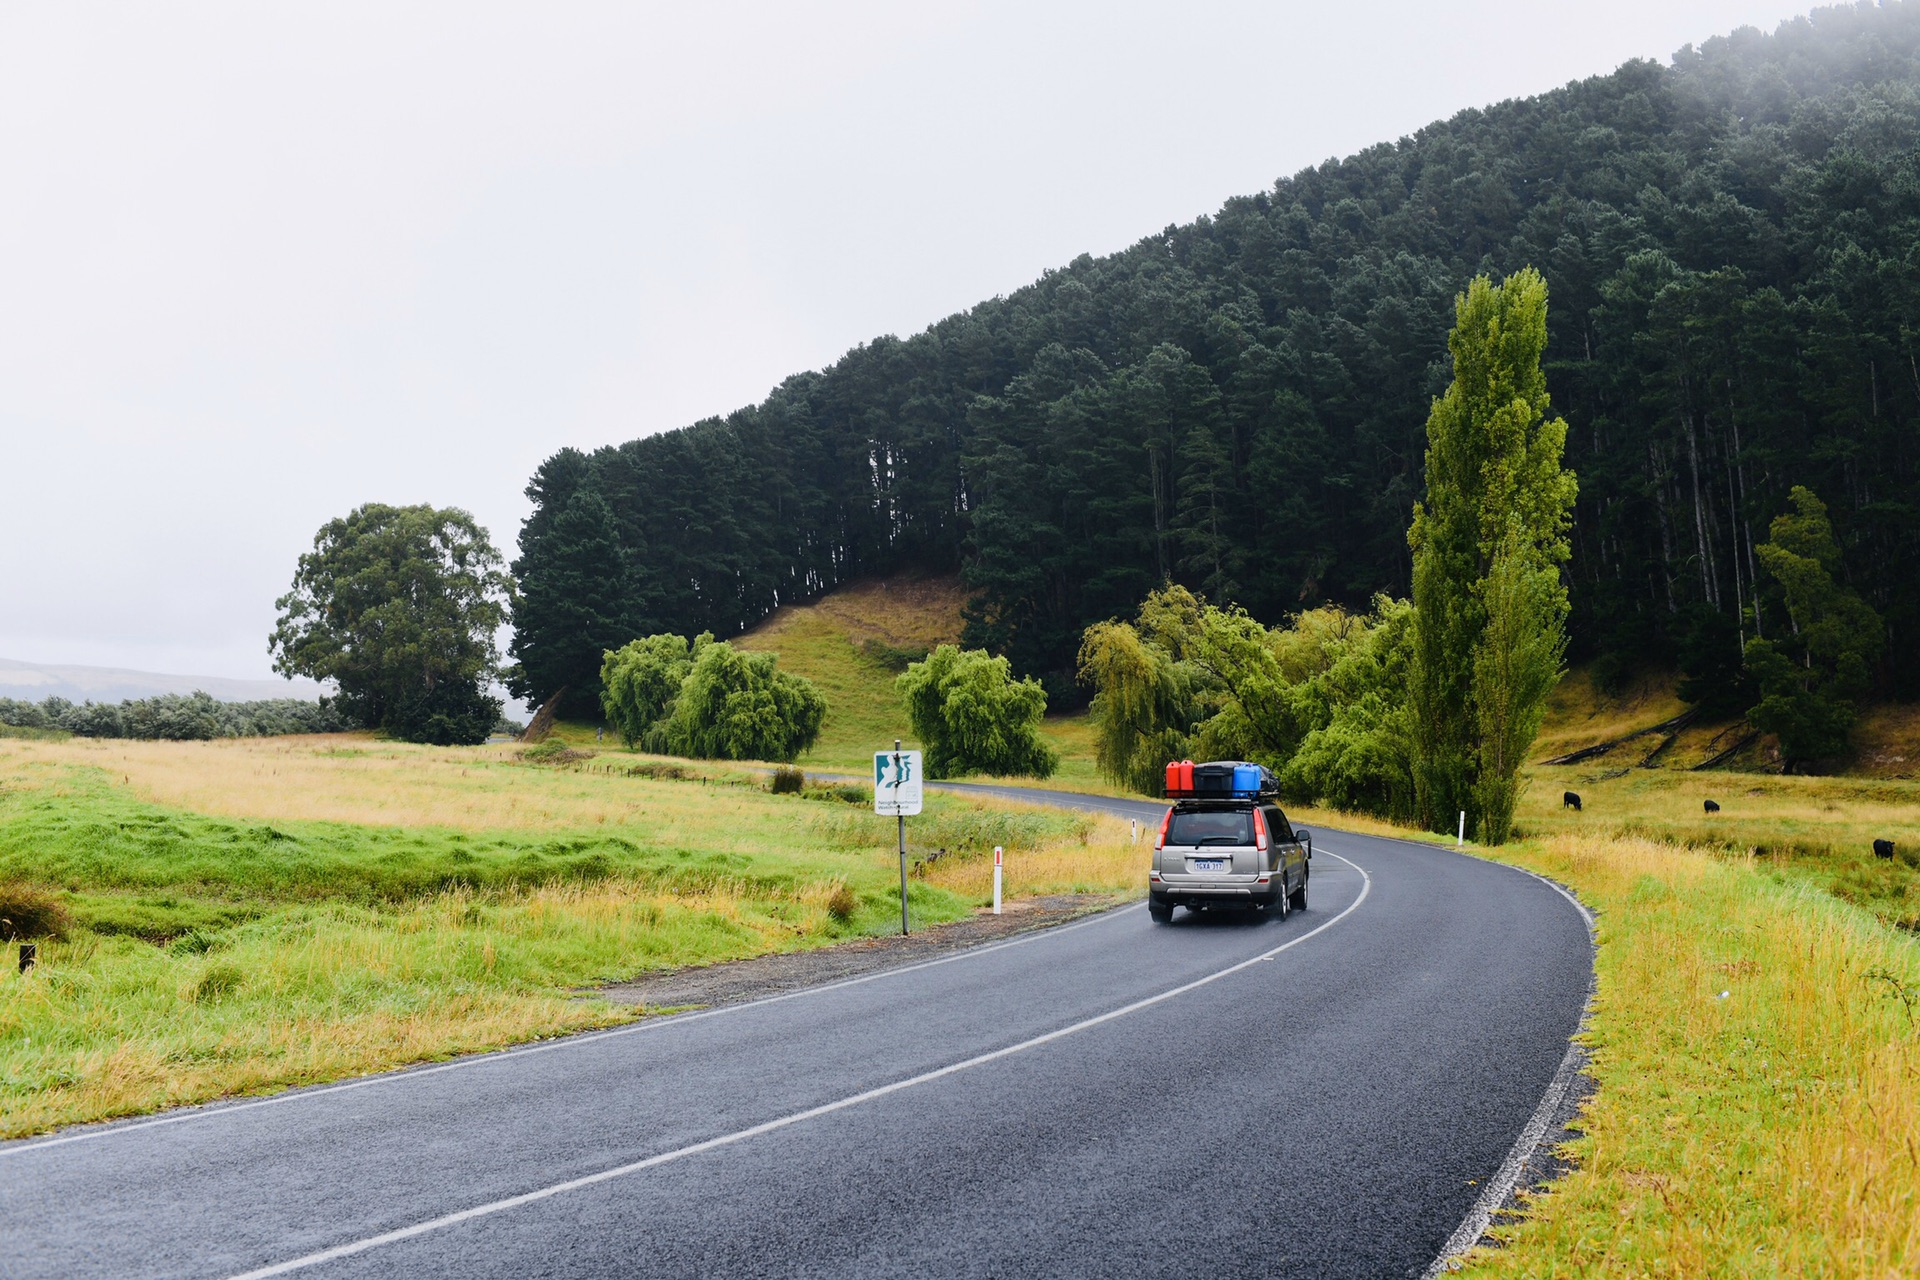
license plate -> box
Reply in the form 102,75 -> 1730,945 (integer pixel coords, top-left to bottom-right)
1192,858 -> 1226,872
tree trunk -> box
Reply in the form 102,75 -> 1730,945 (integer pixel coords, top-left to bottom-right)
522,686 -> 570,743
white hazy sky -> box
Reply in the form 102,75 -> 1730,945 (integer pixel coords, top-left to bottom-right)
2,0 -> 1816,681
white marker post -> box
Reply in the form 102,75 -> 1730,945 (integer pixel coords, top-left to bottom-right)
993,845 -> 1004,915
1458,810 -> 1466,846
874,740 -> 924,936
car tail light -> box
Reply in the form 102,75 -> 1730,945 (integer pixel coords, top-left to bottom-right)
1154,809 -> 1171,851
1252,807 -> 1269,853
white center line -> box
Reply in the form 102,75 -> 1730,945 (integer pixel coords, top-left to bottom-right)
224,852 -> 1373,1280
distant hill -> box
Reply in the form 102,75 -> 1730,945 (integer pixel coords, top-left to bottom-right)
0,658 -> 327,705
730,573 -> 1109,789
735,574 -> 970,770
516,1 -> 1920,713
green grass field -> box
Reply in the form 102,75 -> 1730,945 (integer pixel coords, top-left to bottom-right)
0,734 -> 1140,1138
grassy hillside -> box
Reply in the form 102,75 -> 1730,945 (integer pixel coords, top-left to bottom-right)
730,572 -> 1106,786
733,573 -> 967,770
1534,665 -> 1920,777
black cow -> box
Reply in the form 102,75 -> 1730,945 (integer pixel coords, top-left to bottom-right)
1703,799 -> 1721,814
1874,838 -> 1896,859
1562,791 -> 1582,811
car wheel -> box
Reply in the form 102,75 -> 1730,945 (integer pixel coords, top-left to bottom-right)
1290,869 -> 1308,912
1273,878 -> 1290,920
1148,901 -> 1174,924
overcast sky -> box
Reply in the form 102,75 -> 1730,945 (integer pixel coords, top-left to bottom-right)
1,0 -> 1817,683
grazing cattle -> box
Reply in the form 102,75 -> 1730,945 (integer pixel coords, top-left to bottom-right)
1874,838 -> 1896,859
1703,799 -> 1721,814
1562,791 -> 1582,811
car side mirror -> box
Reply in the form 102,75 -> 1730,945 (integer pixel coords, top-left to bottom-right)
1296,829 -> 1311,858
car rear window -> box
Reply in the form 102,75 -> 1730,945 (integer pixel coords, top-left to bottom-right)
1166,810 -> 1254,846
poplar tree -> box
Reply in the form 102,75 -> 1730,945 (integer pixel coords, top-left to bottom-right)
1408,269 -> 1577,842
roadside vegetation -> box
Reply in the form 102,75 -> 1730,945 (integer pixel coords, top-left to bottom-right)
0,734 -> 1137,1138
1466,833 -> 1919,1277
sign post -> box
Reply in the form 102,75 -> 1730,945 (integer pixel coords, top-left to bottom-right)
992,845 -> 1003,915
875,740 -> 923,935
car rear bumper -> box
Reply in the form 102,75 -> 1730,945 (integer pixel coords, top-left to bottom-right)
1150,876 -> 1279,905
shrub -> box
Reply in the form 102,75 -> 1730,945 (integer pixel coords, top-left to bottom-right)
602,633 -> 827,762
769,766 -> 805,794
193,962 -> 245,1002
860,639 -> 929,673
897,645 -> 1056,779
0,882 -> 69,941
600,633 -> 697,748
825,882 -> 858,923
383,679 -> 503,747
659,641 -> 827,762
804,782 -> 869,805
519,738 -> 592,765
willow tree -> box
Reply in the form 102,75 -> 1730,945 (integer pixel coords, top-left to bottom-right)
1409,269 -> 1577,843
1078,617 -> 1196,794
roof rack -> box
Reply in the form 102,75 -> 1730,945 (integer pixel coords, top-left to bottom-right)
1163,759 -> 1276,800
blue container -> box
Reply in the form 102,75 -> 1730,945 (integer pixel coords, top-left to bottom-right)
1232,763 -> 1262,795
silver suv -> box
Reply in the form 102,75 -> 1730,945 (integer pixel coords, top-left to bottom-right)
1148,798 -> 1311,923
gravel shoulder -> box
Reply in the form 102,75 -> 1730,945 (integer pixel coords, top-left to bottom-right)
592,893 -> 1129,1010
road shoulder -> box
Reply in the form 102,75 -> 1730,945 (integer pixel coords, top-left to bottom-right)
591,893 -> 1128,1009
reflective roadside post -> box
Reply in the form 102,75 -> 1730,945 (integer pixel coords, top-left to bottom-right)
993,845 -> 1004,915
875,739 -> 923,936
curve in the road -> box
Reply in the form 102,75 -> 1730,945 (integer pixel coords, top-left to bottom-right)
2,785 -> 1594,1280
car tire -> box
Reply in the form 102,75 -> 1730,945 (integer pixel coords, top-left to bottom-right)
1273,878 -> 1290,920
1289,869 -> 1308,912
1148,901 -> 1174,924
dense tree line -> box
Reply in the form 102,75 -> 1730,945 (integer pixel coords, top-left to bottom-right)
515,3 -> 1920,710
0,692 -> 354,740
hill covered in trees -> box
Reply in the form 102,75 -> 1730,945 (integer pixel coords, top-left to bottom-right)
513,2 -> 1920,715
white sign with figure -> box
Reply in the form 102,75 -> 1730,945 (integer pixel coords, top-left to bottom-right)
874,749 -> 923,816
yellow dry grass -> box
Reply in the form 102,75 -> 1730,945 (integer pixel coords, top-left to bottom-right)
1851,701 -> 1920,779
740,572 -> 973,654
915,810 -> 1145,902
0,733 -> 738,833
1519,764 -> 1920,858
1531,666 -> 1692,762
1469,834 -> 1920,1277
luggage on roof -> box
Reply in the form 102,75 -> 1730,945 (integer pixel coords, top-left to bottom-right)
1164,759 -> 1274,798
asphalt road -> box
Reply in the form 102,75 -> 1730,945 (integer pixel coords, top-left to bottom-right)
1,787 -> 1592,1279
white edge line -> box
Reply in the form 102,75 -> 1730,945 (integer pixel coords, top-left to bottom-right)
221,852 -> 1373,1280
1422,862 -> 1599,1278
0,899 -> 1140,1159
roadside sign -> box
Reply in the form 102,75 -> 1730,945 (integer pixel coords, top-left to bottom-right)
874,749 -> 923,816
